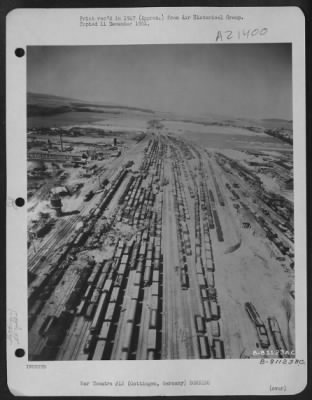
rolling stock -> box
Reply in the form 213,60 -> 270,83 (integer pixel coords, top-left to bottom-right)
198,336 -> 210,359
92,339 -> 107,360
212,339 -> 225,359
90,292 -> 109,333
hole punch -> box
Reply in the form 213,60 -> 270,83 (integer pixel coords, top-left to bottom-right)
15,348 -> 25,358
15,197 -> 25,207
15,48 -> 25,58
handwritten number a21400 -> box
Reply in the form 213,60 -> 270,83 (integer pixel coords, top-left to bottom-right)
216,28 -> 268,42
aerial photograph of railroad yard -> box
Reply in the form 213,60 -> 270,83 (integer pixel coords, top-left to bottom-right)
27,44 -> 294,361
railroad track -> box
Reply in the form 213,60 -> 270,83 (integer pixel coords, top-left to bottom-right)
28,215 -> 81,273
28,141 -> 148,273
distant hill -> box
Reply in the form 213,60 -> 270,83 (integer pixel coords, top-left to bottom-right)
27,92 -> 155,117
258,118 -> 293,130
27,93 -> 292,141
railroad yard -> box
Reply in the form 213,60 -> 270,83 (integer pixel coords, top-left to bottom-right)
27,124 -> 295,361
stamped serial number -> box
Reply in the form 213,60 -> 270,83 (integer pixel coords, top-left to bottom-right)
260,359 -> 305,365
216,28 -> 268,42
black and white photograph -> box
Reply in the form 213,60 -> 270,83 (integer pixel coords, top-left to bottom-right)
26,43 -> 295,361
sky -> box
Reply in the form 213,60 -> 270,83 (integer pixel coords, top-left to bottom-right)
27,44 -> 292,120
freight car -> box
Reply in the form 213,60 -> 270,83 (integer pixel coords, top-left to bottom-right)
127,299 -> 138,323
90,292 -> 109,333
197,273 -> 207,289
76,299 -> 87,315
143,265 -> 152,286
87,265 -> 102,286
245,302 -> 262,326
83,333 -> 96,354
129,244 -> 139,270
129,285 -> 140,300
212,339 -> 225,359
181,270 -> 188,289
152,270 -> 160,283
196,260 -> 204,275
110,286 -> 121,303
122,321 -> 134,354
104,302 -> 117,322
92,339 -> 107,360
83,284 -> 93,300
98,321 -> 112,341
213,210 -> 224,242
147,329 -> 157,353
198,336 -> 210,359
256,324 -> 270,349
195,315 -> 205,334
96,273 -> 107,290
90,289 -> 101,304
205,258 -> 215,272
147,349 -> 156,360
209,300 -> 220,320
151,295 -> 158,312
202,300 -> 212,321
206,271 -> 215,288
200,288 -> 208,300
102,278 -> 113,294
268,317 -> 287,353
85,303 -> 96,319
151,282 -> 159,298
118,262 -> 127,278
211,321 -> 221,337
207,287 -> 218,301
149,309 -> 158,329
208,189 -> 215,204
154,258 -> 160,271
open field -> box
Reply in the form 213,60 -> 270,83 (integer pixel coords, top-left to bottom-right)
27,112 -> 294,361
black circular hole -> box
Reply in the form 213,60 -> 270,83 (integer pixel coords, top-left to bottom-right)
15,348 -> 25,358
15,197 -> 25,207
15,48 -> 25,58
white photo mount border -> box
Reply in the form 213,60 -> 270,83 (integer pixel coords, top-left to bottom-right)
6,6 -> 307,396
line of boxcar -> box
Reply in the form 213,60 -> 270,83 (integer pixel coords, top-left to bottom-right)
212,210 -> 224,242
245,302 -> 270,348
